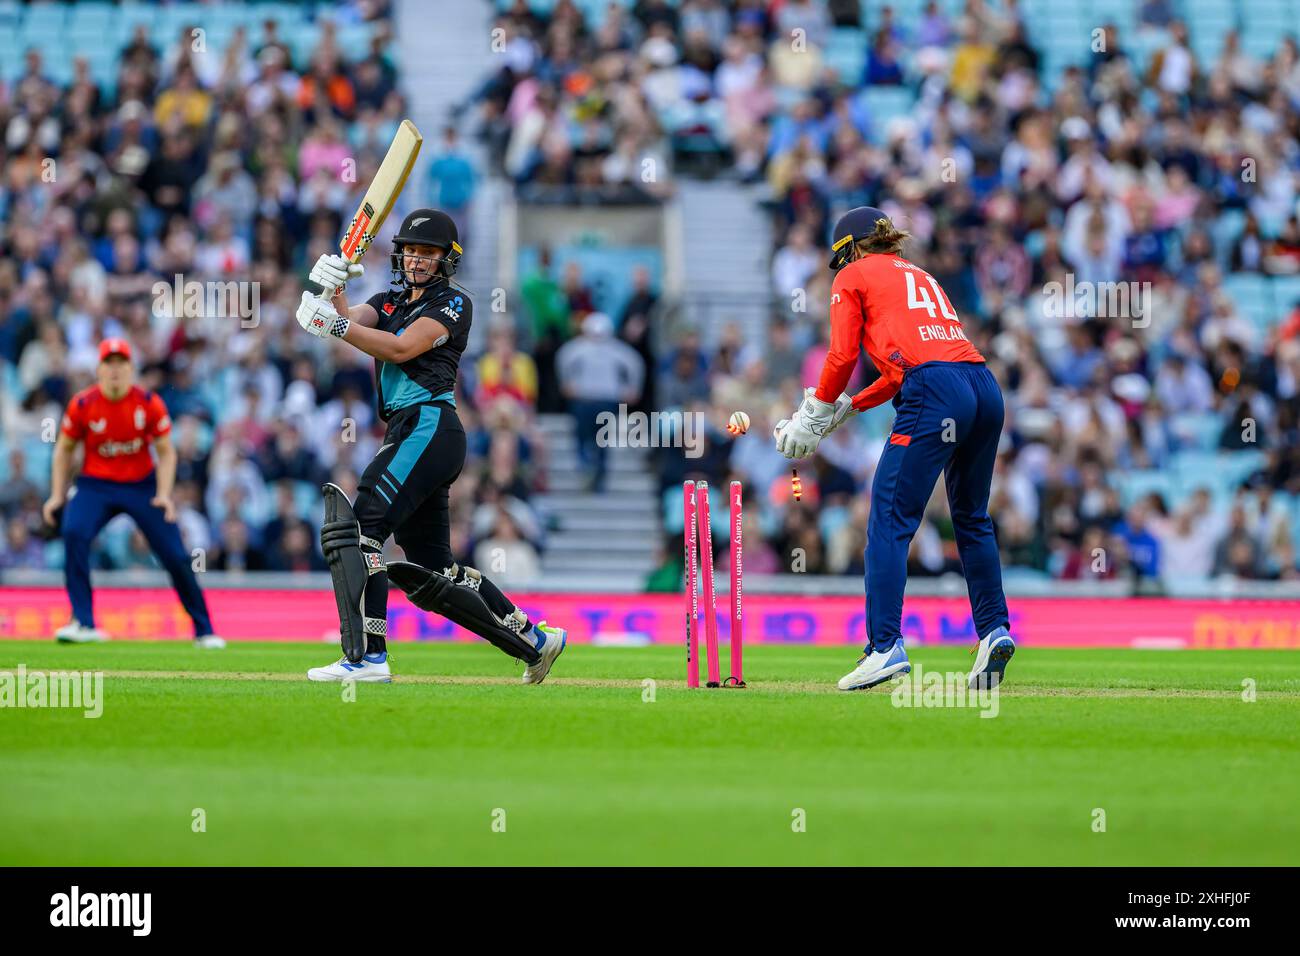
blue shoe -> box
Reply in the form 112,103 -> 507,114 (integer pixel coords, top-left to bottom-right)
968,627 -> 1015,690
837,641 -> 911,691
522,621 -> 567,684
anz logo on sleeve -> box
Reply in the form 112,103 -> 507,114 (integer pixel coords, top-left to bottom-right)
440,295 -> 465,324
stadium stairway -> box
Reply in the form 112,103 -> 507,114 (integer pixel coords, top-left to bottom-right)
676,179 -> 774,351
394,0 -> 499,297
533,414 -> 661,585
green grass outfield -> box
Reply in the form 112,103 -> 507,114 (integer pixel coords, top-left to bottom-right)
2,640 -> 1298,866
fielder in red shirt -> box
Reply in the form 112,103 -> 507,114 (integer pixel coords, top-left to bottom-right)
42,339 -> 222,647
774,207 -> 1013,691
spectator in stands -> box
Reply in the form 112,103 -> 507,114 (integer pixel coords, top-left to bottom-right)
619,268 -> 660,414
865,29 -> 905,86
426,126 -> 476,241
474,508 -> 542,584
521,247 -> 570,413
212,515 -> 264,572
266,521 -> 326,573
556,312 -> 646,492
1114,504 -> 1161,581
477,322 -> 538,410
771,223 -> 819,299
0,517 -> 44,569
1215,504 -> 1264,579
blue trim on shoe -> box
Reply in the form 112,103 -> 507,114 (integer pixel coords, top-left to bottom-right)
363,651 -> 387,664
975,628 -> 1015,686
847,643 -> 911,690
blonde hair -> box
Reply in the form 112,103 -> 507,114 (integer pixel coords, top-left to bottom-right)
853,217 -> 911,257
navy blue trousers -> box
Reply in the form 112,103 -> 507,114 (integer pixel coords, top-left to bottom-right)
62,474 -> 214,636
865,361 -> 1009,652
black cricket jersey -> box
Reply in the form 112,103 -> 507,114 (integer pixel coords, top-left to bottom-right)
364,282 -> 471,421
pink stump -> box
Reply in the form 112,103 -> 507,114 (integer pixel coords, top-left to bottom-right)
695,482 -> 722,687
683,480 -> 699,688
729,480 -> 744,686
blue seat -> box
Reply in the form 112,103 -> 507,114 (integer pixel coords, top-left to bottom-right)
1169,411 -> 1223,452
1222,272 -> 1275,330
856,86 -> 915,144
22,436 -> 54,483
1003,567 -> 1051,585
1173,450 -> 1267,493
818,504 -> 851,544
1115,470 -> 1176,509
292,481 -> 322,521
21,3 -> 65,32
1272,275 -> 1300,312
1211,209 -> 1247,268
826,27 -> 867,83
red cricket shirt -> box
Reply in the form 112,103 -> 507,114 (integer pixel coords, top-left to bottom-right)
816,253 -> 985,411
60,385 -> 172,482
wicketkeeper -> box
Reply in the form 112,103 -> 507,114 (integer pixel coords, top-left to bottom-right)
774,207 -> 1014,692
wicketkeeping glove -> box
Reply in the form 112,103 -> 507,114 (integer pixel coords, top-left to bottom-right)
813,387 -> 858,435
309,254 -> 364,295
774,390 -> 839,460
296,292 -> 351,339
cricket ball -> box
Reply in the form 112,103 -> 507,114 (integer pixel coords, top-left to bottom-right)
727,411 -> 751,435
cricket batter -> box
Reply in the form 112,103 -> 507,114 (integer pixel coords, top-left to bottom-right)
43,338 -> 224,648
774,207 -> 1014,691
295,209 -> 566,683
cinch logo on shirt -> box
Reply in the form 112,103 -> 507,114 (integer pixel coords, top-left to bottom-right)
99,438 -> 145,458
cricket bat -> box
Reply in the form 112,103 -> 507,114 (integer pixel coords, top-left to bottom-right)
325,118 -> 423,295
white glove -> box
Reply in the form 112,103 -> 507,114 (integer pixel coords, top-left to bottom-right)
296,292 -> 350,339
774,391 -> 838,460
810,387 -> 857,435
309,254 -> 364,295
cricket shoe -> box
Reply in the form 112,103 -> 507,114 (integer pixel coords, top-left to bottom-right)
968,627 -> 1015,690
521,621 -> 567,685
54,621 -> 109,644
194,635 -> 227,650
837,641 -> 911,691
307,651 -> 392,683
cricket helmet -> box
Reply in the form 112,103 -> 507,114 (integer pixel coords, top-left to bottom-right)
829,205 -> 892,271
391,208 -> 462,286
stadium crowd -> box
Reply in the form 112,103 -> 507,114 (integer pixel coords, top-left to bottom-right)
0,1 -> 554,579
480,0 -> 1300,589
5,0 -> 1300,592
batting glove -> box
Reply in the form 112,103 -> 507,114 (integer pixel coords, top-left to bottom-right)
309,254 -> 364,294
296,292 -> 350,339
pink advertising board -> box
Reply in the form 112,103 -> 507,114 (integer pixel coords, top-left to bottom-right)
2,586 -> 1300,649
